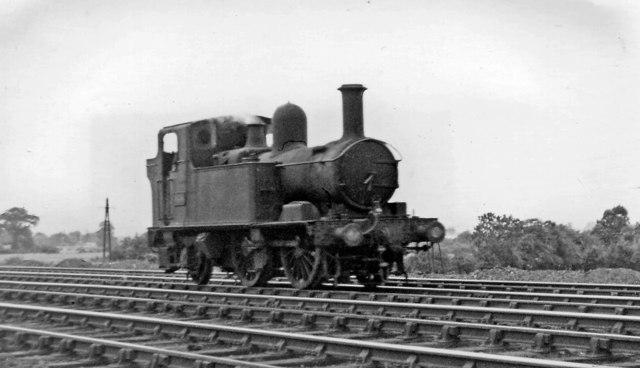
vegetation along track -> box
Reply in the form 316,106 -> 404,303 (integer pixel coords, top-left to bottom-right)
6,266 -> 640,296
1,268 -> 640,367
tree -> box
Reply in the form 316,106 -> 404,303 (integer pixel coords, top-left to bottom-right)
592,205 -> 631,246
604,240 -> 635,269
50,232 -> 71,247
549,223 -> 583,270
472,213 -> 523,268
68,231 -> 82,245
516,220 -> 583,270
455,231 -> 474,244
111,234 -> 149,261
33,232 -> 51,247
472,213 -> 585,270
0,207 -> 40,251
81,231 -> 97,243
516,220 -> 560,270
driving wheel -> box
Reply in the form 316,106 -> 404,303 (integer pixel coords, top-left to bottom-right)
232,246 -> 273,287
188,247 -> 213,285
280,245 -> 325,289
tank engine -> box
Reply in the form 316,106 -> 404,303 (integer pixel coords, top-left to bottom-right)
147,84 -> 444,289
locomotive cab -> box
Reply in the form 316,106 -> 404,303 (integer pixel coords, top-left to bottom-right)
147,116 -> 275,227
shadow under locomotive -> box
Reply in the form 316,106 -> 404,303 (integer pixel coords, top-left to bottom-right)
147,84 -> 444,289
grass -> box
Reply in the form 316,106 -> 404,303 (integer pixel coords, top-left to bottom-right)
0,252 -> 157,269
0,251 -> 103,265
416,266 -> 640,284
92,259 -> 159,270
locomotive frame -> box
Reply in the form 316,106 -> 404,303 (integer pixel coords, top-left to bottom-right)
147,84 -> 445,289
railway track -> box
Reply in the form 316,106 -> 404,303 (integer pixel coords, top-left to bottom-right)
4,269 -> 640,311
2,268 -> 640,367
4,266 -> 640,297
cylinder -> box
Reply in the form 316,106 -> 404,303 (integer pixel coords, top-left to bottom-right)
339,84 -> 367,140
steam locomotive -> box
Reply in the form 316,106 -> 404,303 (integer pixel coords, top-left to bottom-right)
147,84 -> 444,289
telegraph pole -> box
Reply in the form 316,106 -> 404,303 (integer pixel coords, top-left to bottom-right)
103,198 -> 112,262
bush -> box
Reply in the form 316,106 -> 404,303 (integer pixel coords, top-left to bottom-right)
34,244 -> 59,254
472,213 -> 599,271
448,249 -> 478,273
1,257 -> 48,267
108,234 -> 151,261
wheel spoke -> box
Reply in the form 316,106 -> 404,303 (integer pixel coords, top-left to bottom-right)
295,259 -> 304,280
301,257 -> 312,277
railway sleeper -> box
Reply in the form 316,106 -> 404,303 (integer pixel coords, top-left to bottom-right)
532,332 -> 552,353
193,344 -> 256,356
258,353 -> 331,367
8,297 -> 640,366
0,316 -> 627,368
228,349 -> 291,362
5,295 -> 640,358
589,337 -> 612,356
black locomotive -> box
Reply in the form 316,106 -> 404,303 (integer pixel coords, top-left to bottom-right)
147,84 -> 444,289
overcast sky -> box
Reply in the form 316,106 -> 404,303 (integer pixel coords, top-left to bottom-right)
1,0 -> 639,237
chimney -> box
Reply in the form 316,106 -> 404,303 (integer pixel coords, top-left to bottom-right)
244,122 -> 267,148
339,84 -> 367,140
